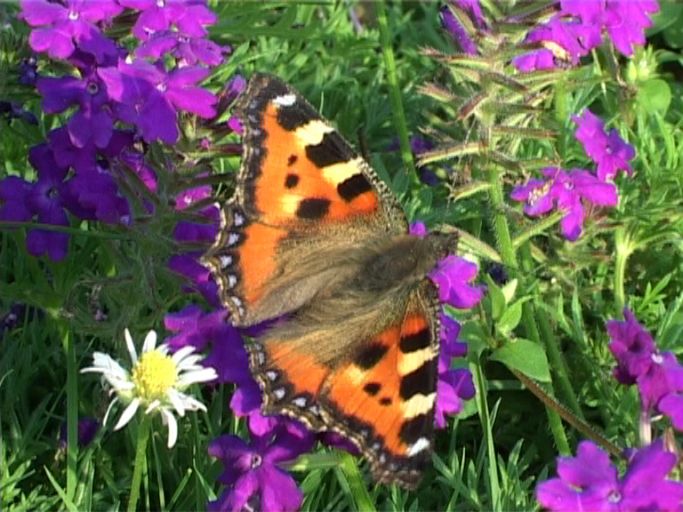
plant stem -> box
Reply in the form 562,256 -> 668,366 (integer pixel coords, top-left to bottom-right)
376,0 -> 418,189
614,227 -> 632,311
128,416 -> 151,512
61,323 -> 78,502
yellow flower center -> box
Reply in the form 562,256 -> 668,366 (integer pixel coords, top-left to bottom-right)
132,350 -> 178,401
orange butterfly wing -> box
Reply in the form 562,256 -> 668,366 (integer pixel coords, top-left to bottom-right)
203,73 -> 406,325
250,284 -> 440,489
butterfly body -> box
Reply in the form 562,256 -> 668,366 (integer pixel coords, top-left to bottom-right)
204,74 -> 457,488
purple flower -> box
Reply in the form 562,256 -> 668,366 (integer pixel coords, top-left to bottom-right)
561,0 -> 659,57
118,0 -> 218,42
511,168 -> 619,241
573,109 -> 636,181
25,144 -> 73,261
435,369 -> 475,428
38,72 -> 114,149
19,56 -> 38,86
606,308 -> 656,385
429,255 -> 484,309
99,60 -> 217,143
164,306 -> 249,385
512,49 -> 557,73
59,417 -> 99,448
636,352 -> 683,413
209,424 -> 314,512
440,5 -> 478,55
409,221 -> 428,238
0,176 -> 33,223
168,254 -> 220,307
136,31 -> 227,66
20,0 -> 121,61
536,440 -> 683,511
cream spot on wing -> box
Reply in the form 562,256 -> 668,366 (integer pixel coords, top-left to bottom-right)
273,94 -> 296,106
407,437 -> 431,456
279,195 -> 300,215
295,120 -> 334,146
344,365 -> 366,386
321,159 -> 364,186
398,347 -> 437,376
401,392 -> 436,419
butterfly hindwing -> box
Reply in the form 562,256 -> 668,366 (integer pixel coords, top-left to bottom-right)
248,281 -> 441,489
203,74 -> 407,326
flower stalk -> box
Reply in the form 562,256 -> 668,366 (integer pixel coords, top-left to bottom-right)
127,416 -> 151,512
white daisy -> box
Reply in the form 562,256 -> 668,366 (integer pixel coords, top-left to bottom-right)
81,329 -> 217,448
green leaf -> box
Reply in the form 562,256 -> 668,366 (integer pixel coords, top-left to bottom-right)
491,339 -> 551,382
637,79 -> 671,114
485,276 -> 506,321
497,299 -> 527,335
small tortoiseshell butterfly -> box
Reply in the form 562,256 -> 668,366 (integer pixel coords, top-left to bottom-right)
203,73 -> 457,488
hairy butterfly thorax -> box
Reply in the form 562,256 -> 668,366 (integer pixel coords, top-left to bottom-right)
203,73 -> 458,488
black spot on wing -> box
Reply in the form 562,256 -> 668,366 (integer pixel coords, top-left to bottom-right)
379,397 -> 392,406
399,414 -> 431,445
284,173 -> 299,189
399,327 -> 431,353
399,361 -> 434,400
306,131 -> 355,168
364,382 -> 381,396
296,198 -> 330,220
287,154 -> 298,166
277,103 -> 320,131
337,173 -> 372,202
355,341 -> 388,369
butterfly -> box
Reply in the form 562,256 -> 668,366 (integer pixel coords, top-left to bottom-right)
203,73 -> 457,488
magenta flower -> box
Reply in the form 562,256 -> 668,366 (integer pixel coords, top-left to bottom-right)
59,417 -> 99,449
606,309 -> 683,429
118,0 -> 218,42
511,168 -> 619,241
606,308 -> 656,385
440,4 -> 478,55
429,255 -> 485,309
561,0 -> 660,57
537,440 -> 683,512
209,424 -> 314,512
136,31 -> 227,66
20,0 -> 121,61
573,109 -> 636,181
99,60 -> 217,143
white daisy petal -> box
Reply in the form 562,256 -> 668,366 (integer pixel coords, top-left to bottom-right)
167,389 -> 186,416
180,395 -> 207,412
142,330 -> 157,354
124,329 -> 138,364
175,354 -> 203,370
145,399 -> 161,414
161,408 -> 178,448
115,398 -> 140,430
103,396 -> 119,426
177,368 -> 217,387
171,345 -> 196,364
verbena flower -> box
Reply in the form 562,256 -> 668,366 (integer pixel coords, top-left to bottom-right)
561,0 -> 660,57
59,417 -> 99,449
537,440 -> 683,511
209,423 -> 314,512
607,309 -> 683,429
514,0 -> 659,72
440,4 -> 478,55
20,0 -> 121,61
118,0 -> 218,42
81,329 -> 216,448
573,109 -> 636,181
511,167 -> 618,241
429,255 -> 485,309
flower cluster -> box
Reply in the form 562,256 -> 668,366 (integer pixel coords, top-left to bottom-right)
4,0 -> 227,260
160,218 -> 483,509
513,0 -> 660,72
537,440 -> 683,511
607,309 -> 683,431
537,309 -> 683,511
511,109 -> 634,241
